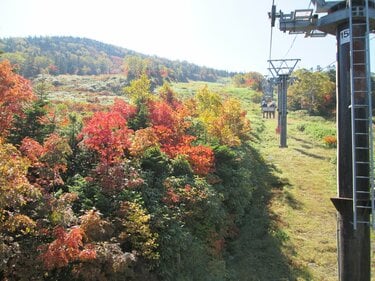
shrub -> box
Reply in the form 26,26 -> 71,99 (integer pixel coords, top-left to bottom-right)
304,122 -> 335,140
323,135 -> 337,148
296,123 -> 306,132
251,91 -> 263,104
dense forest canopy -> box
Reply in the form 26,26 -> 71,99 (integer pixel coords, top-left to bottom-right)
0,36 -> 232,82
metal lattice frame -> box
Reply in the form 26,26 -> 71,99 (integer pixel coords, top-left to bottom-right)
267,59 -> 300,78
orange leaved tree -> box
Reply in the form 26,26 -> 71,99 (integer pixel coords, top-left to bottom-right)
80,111 -> 133,165
0,60 -> 36,137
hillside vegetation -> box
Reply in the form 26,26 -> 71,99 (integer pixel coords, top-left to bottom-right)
3,38 -> 372,279
1,60 -> 272,280
0,55 -> 345,280
0,36 -> 230,82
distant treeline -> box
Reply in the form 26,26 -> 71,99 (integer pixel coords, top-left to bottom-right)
0,36 -> 233,82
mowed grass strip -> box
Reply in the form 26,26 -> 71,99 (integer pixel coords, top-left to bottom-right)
257,115 -> 338,280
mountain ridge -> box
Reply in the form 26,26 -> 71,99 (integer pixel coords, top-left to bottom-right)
0,36 -> 233,82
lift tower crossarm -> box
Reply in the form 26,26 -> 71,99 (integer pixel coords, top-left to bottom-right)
312,0 -> 342,13
267,59 -> 300,78
311,0 -> 327,5
279,9 -> 316,33
278,2 -> 375,36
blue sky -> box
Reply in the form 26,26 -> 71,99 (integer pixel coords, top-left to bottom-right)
0,0 -> 373,74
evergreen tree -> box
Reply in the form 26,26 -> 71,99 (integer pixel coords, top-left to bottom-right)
8,99 -> 55,144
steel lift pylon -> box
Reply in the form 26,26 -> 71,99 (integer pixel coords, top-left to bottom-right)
269,1 -> 375,280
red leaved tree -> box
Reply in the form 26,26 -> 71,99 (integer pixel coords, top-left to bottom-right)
148,100 -> 214,176
40,226 -> 96,270
20,133 -> 72,189
164,142 -> 214,176
80,111 -> 133,165
111,98 -> 137,120
149,101 -> 178,129
0,60 -> 36,137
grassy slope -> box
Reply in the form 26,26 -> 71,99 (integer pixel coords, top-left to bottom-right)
249,106 -> 374,280
257,114 -> 338,280
221,108 -> 338,280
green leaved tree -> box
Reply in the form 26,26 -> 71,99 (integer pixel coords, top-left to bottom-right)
288,69 -> 335,117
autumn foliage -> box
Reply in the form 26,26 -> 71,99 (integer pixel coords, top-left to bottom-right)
0,139 -> 41,234
40,226 -> 96,270
0,70 -> 254,280
0,60 -> 36,137
80,111 -> 133,164
20,133 -> 72,189
323,135 -> 337,148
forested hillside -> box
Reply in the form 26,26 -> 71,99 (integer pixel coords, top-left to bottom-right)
0,36 -> 230,82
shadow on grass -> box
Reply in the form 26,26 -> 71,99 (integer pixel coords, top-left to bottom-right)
293,148 -> 328,160
291,135 -> 328,150
301,143 -> 313,149
290,136 -> 315,146
283,190 -> 303,210
225,145 -> 313,281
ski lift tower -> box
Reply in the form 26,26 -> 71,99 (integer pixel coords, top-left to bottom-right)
268,59 -> 300,148
270,1 -> 375,280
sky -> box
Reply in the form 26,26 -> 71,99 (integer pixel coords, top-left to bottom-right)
0,0 -> 374,74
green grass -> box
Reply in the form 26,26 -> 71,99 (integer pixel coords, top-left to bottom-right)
170,80 -> 261,104
221,102 -> 339,280
290,111 -> 336,143
257,117 -> 338,280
